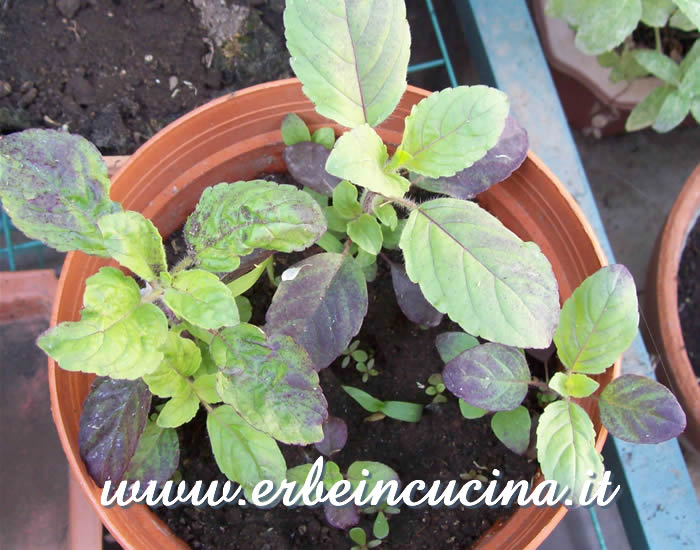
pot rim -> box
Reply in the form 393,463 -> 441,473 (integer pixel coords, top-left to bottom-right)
47,77 -> 616,550
649,163 -> 700,447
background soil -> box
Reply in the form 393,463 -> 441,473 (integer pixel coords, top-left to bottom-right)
678,220 -> 699,376
0,0 -> 463,154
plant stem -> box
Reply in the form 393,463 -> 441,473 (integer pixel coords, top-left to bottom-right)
391,196 -> 418,211
265,258 -> 277,287
654,27 -> 662,53
171,255 -> 194,275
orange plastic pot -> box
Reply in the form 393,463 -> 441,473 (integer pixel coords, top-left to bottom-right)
645,164 -> 700,452
48,78 -> 616,549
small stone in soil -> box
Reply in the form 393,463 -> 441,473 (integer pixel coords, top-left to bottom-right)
18,88 -> 38,108
90,103 -> 129,152
0,81 -> 11,98
66,73 -> 96,107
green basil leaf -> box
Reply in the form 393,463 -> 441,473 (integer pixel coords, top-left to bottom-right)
143,331 -> 202,397
654,88 -> 690,134
400,198 -> 560,348
235,295 -> 253,324
669,8 -> 696,30
212,324 -> 327,445
673,0 -> 700,29
0,129 -> 121,255
37,267 -> 168,379
396,86 -> 509,178
332,179 -> 363,219
458,399 -> 487,419
547,0 -> 641,55
312,127 -> 336,150
157,390 -> 200,428
284,0 -> 410,128
680,57 -> 700,98
599,374 -> 686,443
435,331 -> 479,363
185,180 -> 326,272
625,85 -> 674,131
491,406 -> 531,455
537,400 -> 604,505
554,265 -> 638,374
374,202 -> 398,230
281,113 -> 311,145
98,211 -> 166,281
207,405 -> 286,493
347,214 -> 383,255
192,373 -> 222,404
226,257 -> 271,297
163,269 -> 239,330
326,124 -> 410,198
347,461 -> 400,496
566,373 -> 600,398
640,0 -> 676,27
633,50 -> 681,85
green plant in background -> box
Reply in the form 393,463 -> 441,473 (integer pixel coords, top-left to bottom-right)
0,0 -> 688,542
547,0 -> 700,132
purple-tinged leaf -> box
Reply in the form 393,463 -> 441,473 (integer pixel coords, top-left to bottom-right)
212,324 -> 328,445
436,332 -> 479,363
491,406 -> 531,455
0,129 -> 122,255
443,343 -> 530,411
411,113 -> 528,199
315,416 -> 348,456
123,419 -> 179,487
390,261 -> 443,327
324,501 -> 361,529
78,377 -> 151,487
599,374 -> 686,444
284,142 -> 342,195
265,253 -> 368,370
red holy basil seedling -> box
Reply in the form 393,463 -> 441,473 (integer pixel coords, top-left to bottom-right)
0,0 -> 686,529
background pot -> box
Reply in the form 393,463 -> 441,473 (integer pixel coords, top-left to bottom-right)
531,0 -> 663,136
48,78 -> 617,549
645,164 -> 700,452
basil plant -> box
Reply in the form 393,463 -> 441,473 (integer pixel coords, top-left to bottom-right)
0,0 -> 685,515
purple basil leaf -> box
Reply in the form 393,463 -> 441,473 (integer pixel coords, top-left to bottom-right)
525,341 -> 556,363
78,377 -> 152,487
265,252 -> 368,370
443,343 -> 530,411
412,113 -> 528,199
314,416 -> 348,456
390,261 -> 444,327
599,374 -> 686,444
284,142 -> 342,195
123,419 -> 179,487
324,501 -> 361,529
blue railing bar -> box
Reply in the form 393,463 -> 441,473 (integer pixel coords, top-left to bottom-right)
407,59 -> 446,73
457,1 -> 700,549
589,507 -> 608,550
425,0 -> 459,88
0,240 -> 46,254
1,210 -> 16,271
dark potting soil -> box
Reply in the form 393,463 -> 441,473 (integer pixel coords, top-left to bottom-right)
632,23 -> 697,62
153,178 -> 540,549
678,219 -> 700,377
0,0 -> 465,156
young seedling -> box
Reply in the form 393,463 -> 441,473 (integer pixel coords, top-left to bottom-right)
343,386 -> 423,423
422,373 -> 448,404
0,0 -> 685,519
341,340 -> 378,381
349,526 -> 383,550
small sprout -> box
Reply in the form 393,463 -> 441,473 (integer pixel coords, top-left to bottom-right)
425,373 -> 447,403
356,358 -> 379,382
373,511 -> 390,540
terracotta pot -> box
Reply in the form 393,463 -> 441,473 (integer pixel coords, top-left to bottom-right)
48,78 -> 617,550
530,0 -> 696,137
645,164 -> 700,452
